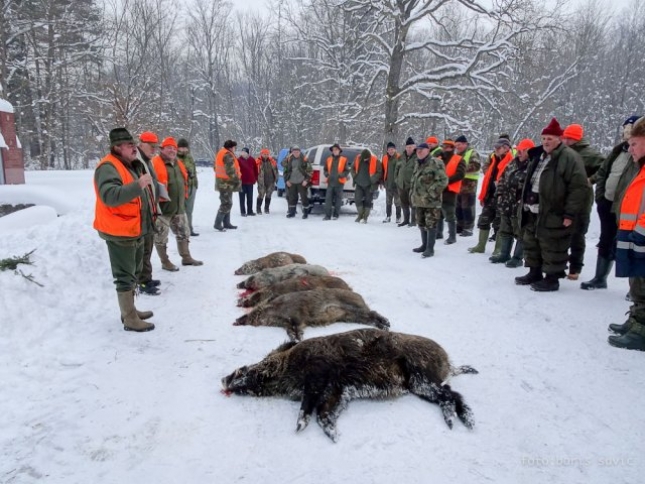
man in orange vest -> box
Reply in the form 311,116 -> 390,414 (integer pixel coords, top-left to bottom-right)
381,142 -> 401,223
323,144 -> 349,220
152,137 -> 203,270
608,117 -> 645,350
454,135 -> 481,237
469,138 -> 514,254
352,148 -> 382,223
437,139 -> 466,244
93,128 -> 156,332
214,139 -> 242,229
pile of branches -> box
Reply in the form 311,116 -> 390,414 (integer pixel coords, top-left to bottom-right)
0,249 -> 43,286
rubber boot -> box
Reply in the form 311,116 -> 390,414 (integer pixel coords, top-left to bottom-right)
214,212 -> 226,232
265,198 -> 271,214
422,228 -> 437,258
409,207 -> 417,227
580,256 -> 613,290
515,267 -> 543,285
286,206 -> 296,218
608,322 -> 645,351
256,199 -> 263,215
395,206 -> 402,223
224,213 -> 237,229
444,221 -> 457,245
609,313 -> 634,335
118,290 -> 154,332
436,218 -> 444,239
178,239 -> 203,266
468,228 -> 490,253
490,234 -> 513,263
505,239 -> 524,268
398,207 -> 410,227
155,244 -> 179,272
530,273 -> 560,292
361,208 -> 370,223
355,207 -> 364,223
413,228 -> 428,253
302,206 -> 310,219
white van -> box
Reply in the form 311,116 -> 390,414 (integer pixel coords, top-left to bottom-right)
302,144 -> 380,206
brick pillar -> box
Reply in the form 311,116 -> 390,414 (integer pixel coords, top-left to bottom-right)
0,107 -> 25,184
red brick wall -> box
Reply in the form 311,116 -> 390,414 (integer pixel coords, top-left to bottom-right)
0,109 -> 25,184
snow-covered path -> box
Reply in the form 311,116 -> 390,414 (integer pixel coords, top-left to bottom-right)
0,169 -> 642,483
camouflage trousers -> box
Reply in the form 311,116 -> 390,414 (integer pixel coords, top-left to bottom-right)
499,214 -> 521,239
457,182 -> 477,231
416,207 -> 442,229
522,211 -> 573,276
154,213 -> 190,246
385,186 -> 401,218
476,199 -> 500,232
218,188 -> 234,214
105,237 -> 144,292
354,184 -> 374,210
257,184 -> 275,201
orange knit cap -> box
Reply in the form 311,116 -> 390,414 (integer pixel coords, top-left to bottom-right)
426,136 -> 439,144
562,124 -> 584,141
139,131 -> 158,144
260,148 -> 270,156
516,138 -> 536,151
442,139 -> 455,147
161,137 -> 178,149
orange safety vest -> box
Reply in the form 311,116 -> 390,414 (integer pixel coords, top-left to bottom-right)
354,154 -> 378,176
326,156 -> 348,184
93,153 -> 142,237
618,167 -> 645,233
381,153 -> 399,181
616,165 -> 645,277
257,156 -> 277,168
444,154 -> 464,194
152,155 -> 189,200
478,151 -> 514,202
215,148 -> 242,180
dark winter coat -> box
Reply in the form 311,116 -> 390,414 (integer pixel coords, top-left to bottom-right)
568,138 -> 603,212
238,155 -> 258,184
519,143 -> 588,239
592,142 -> 629,202
395,151 -> 417,191
496,156 -> 529,218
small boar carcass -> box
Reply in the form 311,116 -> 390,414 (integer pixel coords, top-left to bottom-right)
237,275 -> 352,308
221,328 -> 477,442
234,252 -> 307,275
236,264 -> 330,290
234,288 -> 389,340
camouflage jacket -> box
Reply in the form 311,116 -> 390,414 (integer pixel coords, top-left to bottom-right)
410,156 -> 449,208
178,152 -> 198,190
216,151 -> 242,192
496,156 -> 529,218
282,154 -> 312,184
257,156 -> 279,191
396,151 -> 418,191
569,138 -> 604,211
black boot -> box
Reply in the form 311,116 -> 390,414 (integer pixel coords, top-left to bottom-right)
609,314 -> 633,335
413,228 -> 428,253
531,273 -> 560,292
286,206 -> 296,218
398,207 -> 410,227
302,206 -> 310,219
422,228 -> 437,258
214,212 -> 226,232
580,255 -> 613,290
505,239 -> 524,268
256,199 -> 263,215
265,198 -> 271,214
436,218 -> 444,239
608,322 -> 645,351
223,213 -> 237,229
395,206 -> 402,224
444,221 -> 457,245
490,235 -> 513,263
515,267 -> 542,286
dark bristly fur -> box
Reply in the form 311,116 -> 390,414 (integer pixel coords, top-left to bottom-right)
237,275 -> 351,307
222,329 -> 478,442
236,264 -> 330,290
234,252 -> 307,275
233,288 -> 389,340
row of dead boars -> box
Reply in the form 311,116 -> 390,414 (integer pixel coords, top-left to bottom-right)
223,251 -> 478,442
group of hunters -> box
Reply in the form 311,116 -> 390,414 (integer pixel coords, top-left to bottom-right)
94,115 -> 645,352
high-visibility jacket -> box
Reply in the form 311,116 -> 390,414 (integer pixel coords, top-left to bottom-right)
153,155 -> 189,200
93,153 -> 142,237
354,154 -> 379,176
382,152 -> 400,181
616,164 -> 645,277
478,151 -> 514,202
444,154 -> 464,194
462,149 -> 479,181
326,156 -> 348,184
431,146 -> 442,157
215,148 -> 241,181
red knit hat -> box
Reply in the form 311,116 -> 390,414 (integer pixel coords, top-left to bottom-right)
516,138 -> 536,151
562,124 -> 583,141
139,131 -> 158,144
426,136 -> 439,144
161,137 -> 178,149
541,118 -> 564,136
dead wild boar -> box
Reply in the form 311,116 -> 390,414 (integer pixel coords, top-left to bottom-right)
221,328 -> 477,442
233,288 -> 389,340
237,275 -> 352,308
236,264 -> 329,290
234,252 -> 307,275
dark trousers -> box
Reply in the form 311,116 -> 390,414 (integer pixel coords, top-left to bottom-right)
441,192 -> 457,223
476,199 -> 499,232
569,206 -> 591,274
597,197 -> 618,260
138,233 -> 154,284
522,211 -> 573,276
239,184 -> 255,214
106,237 -> 144,292
287,183 -> 309,211
354,185 -> 374,210
457,191 -> 476,231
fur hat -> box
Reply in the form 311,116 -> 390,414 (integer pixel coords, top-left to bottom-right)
562,124 -> 583,141
109,128 -> 134,147
177,138 -> 189,148
386,141 -> 396,149
632,117 -> 645,138
329,143 -> 342,153
224,140 -> 237,149
455,135 -> 468,143
161,137 -> 178,149
541,118 -> 564,136
139,131 -> 158,144
405,137 -> 415,146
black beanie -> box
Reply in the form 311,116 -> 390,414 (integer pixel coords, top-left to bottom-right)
405,137 -> 415,146
109,128 -> 134,147
177,138 -> 189,148
455,135 -> 468,143
387,142 -> 396,149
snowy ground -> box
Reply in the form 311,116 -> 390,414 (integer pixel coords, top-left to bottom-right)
0,169 -> 642,484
